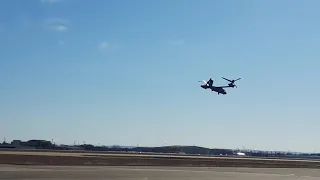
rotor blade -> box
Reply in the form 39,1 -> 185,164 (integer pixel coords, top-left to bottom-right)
234,78 -> 241,81
198,80 -> 207,84
222,77 -> 232,82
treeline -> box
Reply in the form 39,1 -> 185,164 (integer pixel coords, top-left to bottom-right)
2,139 -> 320,158
0,139 -> 235,155
79,144 -> 234,155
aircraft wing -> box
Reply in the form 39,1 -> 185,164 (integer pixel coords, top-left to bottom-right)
215,86 -> 232,88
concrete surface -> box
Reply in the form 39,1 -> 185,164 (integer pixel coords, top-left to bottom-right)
2,153 -> 320,168
2,150 -> 320,163
1,165 -> 320,180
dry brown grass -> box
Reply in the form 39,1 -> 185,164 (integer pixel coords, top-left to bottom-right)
1,151 -> 320,168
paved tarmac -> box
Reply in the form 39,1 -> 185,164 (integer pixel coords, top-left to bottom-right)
1,165 -> 320,180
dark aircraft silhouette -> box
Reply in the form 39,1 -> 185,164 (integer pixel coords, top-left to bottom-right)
222,77 -> 241,88
198,78 -> 234,95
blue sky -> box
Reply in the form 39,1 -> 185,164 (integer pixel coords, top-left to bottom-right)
1,0 -> 320,152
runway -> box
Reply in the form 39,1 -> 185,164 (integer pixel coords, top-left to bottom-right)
1,165 -> 320,180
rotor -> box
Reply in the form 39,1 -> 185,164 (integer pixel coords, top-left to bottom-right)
222,77 -> 241,88
197,80 -> 208,85
198,78 -> 214,86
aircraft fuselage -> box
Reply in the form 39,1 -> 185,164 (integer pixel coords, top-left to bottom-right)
201,85 -> 227,95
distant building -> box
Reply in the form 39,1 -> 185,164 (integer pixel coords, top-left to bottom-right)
26,140 -> 51,146
11,140 -> 22,146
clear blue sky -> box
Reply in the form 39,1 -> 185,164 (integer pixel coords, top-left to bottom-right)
1,0 -> 320,152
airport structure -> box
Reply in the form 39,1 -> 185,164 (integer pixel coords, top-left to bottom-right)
1,139 -> 319,160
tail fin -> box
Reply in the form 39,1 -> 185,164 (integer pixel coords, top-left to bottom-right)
207,78 -> 213,86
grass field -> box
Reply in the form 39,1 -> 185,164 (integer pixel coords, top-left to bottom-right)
1,150 -> 320,168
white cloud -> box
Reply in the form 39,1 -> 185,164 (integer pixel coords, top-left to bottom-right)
99,42 -> 109,49
44,18 -> 69,32
55,25 -> 68,32
40,0 -> 62,4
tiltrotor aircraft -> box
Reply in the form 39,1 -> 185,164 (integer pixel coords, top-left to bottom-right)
198,77 -> 241,95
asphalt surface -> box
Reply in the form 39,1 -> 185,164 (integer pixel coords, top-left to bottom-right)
2,150 -> 320,162
1,165 -> 320,180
